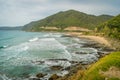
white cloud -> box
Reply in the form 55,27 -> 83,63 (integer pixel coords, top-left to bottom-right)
0,0 -> 119,26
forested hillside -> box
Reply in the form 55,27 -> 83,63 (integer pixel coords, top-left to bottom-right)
98,14 -> 120,40
23,10 -> 113,31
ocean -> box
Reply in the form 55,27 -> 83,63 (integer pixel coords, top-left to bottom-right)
0,30 -> 98,80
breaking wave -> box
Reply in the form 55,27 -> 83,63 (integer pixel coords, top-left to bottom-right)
0,45 -> 8,49
29,37 -> 38,42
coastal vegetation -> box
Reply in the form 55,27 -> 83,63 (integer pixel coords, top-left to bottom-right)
80,52 -> 120,80
97,14 -> 120,40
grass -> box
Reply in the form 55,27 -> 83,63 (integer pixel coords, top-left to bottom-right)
79,52 -> 120,80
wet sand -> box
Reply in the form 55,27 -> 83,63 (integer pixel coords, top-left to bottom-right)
65,32 -> 111,47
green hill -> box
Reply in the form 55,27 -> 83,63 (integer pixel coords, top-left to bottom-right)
97,14 -> 120,40
80,52 -> 120,80
23,10 -> 113,31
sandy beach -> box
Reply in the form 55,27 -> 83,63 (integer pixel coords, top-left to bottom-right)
65,32 -> 111,47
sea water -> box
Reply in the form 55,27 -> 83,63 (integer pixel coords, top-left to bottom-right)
0,30 -> 98,80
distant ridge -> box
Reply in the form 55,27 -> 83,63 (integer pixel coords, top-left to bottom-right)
0,26 -> 22,30
23,10 -> 113,31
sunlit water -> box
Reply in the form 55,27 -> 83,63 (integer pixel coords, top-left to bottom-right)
0,30 -> 98,80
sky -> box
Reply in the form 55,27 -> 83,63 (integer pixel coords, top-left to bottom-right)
0,0 -> 120,27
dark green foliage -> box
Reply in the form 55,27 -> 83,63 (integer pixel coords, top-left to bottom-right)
98,14 -> 120,40
23,10 -> 113,31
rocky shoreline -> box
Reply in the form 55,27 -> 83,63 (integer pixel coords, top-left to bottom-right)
56,37 -> 115,80
28,34 -> 115,80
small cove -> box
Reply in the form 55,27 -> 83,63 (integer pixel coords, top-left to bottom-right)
0,30 -> 114,80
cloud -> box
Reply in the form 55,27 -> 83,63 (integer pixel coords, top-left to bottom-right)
0,0 -> 119,26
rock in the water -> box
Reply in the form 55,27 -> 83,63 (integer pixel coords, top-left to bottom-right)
49,74 -> 61,80
47,59 -> 68,61
31,60 -> 44,65
50,66 -> 63,70
29,78 -> 41,80
75,51 -> 87,54
61,34 -> 72,37
64,66 -> 71,70
36,61 -> 44,64
81,61 -> 89,65
97,51 -> 109,58
102,47 -> 115,52
36,73 -> 46,78
69,61 -> 79,64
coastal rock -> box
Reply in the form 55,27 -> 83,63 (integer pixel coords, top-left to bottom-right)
36,61 -> 44,64
36,73 -> 46,78
61,35 -> 72,37
81,61 -> 89,65
49,74 -> 61,80
31,60 -> 44,65
102,47 -> 115,52
97,51 -> 109,58
75,51 -> 88,54
69,61 -> 79,64
81,42 -> 102,50
45,59 -> 71,68
50,66 -> 63,70
29,78 -> 41,80
64,66 -> 71,71
47,59 -> 68,61
81,42 -> 96,47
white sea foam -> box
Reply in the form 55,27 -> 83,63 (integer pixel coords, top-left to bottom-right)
3,45 -> 8,48
29,37 -> 38,42
0,74 -> 12,80
34,38 -> 67,50
43,34 -> 50,37
2,42 -> 29,63
40,38 -> 56,41
43,33 -> 62,38
2,37 -> 68,66
58,70 -> 69,76
51,34 -> 62,37
70,47 -> 98,63
21,46 -> 29,51
44,60 -> 71,67
0,32 -> 103,80
6,43 -> 29,52
64,49 -> 72,60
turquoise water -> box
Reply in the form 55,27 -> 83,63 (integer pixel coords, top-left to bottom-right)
0,30 -> 98,80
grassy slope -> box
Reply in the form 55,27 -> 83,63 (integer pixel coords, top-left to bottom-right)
80,52 -> 120,80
